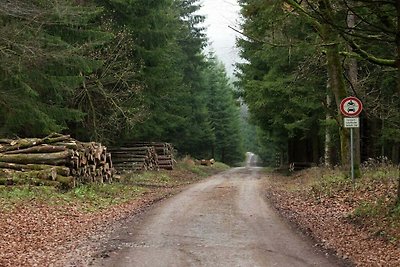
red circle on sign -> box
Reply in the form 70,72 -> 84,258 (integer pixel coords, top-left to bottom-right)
340,96 -> 363,117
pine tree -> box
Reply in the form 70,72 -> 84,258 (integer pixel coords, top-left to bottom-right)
237,0 -> 326,165
0,0 -> 103,137
204,57 -> 244,165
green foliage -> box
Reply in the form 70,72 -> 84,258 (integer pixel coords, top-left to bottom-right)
310,172 -> 350,198
353,199 -> 388,219
0,0 -> 89,136
0,0 -> 145,142
0,0 -> 245,165
203,57 -> 245,165
236,0 -> 326,164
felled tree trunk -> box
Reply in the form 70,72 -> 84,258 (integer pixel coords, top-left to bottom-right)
0,150 -> 73,165
0,162 -> 70,176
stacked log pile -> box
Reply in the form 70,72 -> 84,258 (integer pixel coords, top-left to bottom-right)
0,133 -> 113,188
109,146 -> 158,172
110,142 -> 175,172
150,142 -> 175,170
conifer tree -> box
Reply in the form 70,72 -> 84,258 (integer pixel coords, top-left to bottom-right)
204,58 -> 244,165
0,0 -> 101,136
236,0 -> 326,165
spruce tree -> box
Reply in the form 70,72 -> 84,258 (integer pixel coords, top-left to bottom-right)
204,58 -> 244,165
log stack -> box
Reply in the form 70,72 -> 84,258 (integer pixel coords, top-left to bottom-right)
151,142 -> 175,170
0,133 -> 113,188
109,146 -> 159,172
110,142 -> 175,172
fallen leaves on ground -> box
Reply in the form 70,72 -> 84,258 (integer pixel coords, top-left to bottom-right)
0,165 -> 221,267
264,168 -> 400,267
0,188 -> 175,267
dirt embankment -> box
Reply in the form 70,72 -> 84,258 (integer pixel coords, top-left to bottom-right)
264,168 -> 400,267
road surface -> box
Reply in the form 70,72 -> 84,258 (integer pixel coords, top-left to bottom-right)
92,167 -> 342,267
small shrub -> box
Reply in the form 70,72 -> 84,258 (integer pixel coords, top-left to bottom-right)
310,172 -> 351,197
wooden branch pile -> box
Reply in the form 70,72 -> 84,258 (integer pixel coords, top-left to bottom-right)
110,142 -> 175,172
109,146 -> 159,172
0,133 -> 113,188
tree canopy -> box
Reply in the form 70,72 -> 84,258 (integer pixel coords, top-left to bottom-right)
0,0 -> 246,165
236,0 -> 400,168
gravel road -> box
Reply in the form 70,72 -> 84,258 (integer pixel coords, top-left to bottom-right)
91,167 -> 342,267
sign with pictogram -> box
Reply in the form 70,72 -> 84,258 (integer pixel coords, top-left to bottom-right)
340,96 -> 363,117
340,96 -> 363,183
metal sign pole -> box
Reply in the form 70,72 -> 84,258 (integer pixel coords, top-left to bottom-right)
350,127 -> 354,183
341,97 -> 362,183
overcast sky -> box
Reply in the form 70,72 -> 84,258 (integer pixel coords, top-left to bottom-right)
199,0 -> 242,75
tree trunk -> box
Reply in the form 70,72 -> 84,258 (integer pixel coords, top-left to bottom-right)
0,134 -> 70,153
347,11 -> 361,178
396,0 -> 400,201
325,36 -> 350,171
319,0 -> 350,173
3,145 -> 67,154
0,162 -> 70,176
325,91 -> 332,167
0,150 -> 73,165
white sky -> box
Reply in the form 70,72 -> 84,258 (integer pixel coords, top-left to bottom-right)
199,0 -> 242,75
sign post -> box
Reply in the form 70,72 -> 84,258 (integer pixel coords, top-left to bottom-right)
340,97 -> 363,183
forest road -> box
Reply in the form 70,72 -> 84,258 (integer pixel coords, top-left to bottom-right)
91,167 -> 343,267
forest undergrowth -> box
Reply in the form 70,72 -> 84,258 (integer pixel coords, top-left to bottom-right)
265,161 -> 400,267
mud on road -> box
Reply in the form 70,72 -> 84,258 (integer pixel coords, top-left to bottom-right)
88,167 -> 343,267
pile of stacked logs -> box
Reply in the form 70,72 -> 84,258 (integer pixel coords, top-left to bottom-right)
151,142 -> 175,170
110,142 -> 175,172
0,133 -> 113,188
109,145 -> 158,172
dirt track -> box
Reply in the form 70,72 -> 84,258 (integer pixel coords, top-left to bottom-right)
91,167 -> 342,267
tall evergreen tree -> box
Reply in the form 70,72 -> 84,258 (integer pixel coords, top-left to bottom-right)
0,0 -> 101,137
237,0 -> 326,165
204,58 -> 244,165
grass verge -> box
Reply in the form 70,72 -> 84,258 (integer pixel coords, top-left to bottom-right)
0,160 -> 230,212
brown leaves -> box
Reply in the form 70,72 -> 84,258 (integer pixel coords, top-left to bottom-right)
0,165 -> 219,267
264,169 -> 400,267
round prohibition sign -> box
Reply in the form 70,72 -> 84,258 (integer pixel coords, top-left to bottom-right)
340,96 -> 363,117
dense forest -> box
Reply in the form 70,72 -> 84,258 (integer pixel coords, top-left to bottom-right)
237,0 -> 400,171
0,0 -> 245,165
3,0 -> 398,170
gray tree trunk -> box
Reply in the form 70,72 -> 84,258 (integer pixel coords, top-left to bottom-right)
347,11 -> 361,178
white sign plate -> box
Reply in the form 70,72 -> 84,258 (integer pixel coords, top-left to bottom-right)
344,117 -> 359,128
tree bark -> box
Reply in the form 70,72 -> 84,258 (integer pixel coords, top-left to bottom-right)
3,145 -> 67,154
0,150 -> 73,165
319,0 -> 350,172
0,162 -> 70,176
396,0 -> 400,201
0,134 -> 70,153
325,89 -> 332,167
346,11 -> 361,178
